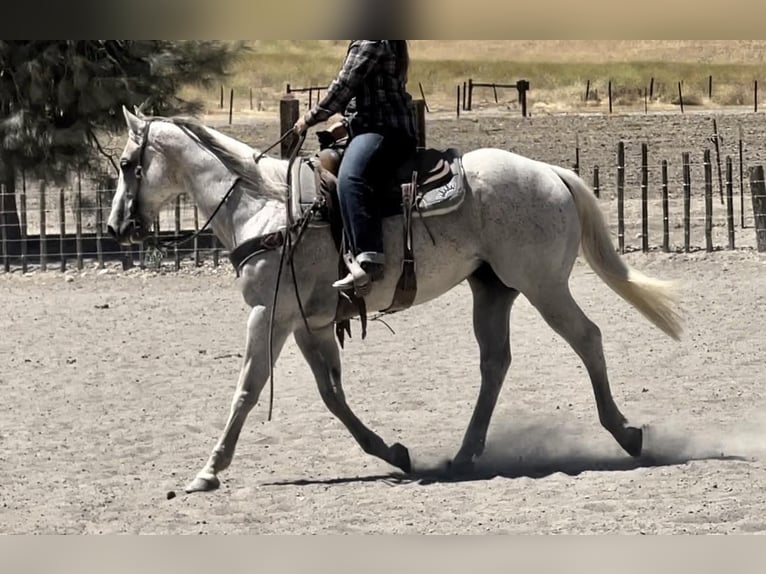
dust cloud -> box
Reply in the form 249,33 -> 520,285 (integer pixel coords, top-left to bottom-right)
410,417 -> 766,481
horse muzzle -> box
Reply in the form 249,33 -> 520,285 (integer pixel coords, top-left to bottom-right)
107,219 -> 147,246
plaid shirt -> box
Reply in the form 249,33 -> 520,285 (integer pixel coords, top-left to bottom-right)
304,40 -> 417,140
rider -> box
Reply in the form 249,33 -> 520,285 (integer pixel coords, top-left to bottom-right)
293,40 -> 418,290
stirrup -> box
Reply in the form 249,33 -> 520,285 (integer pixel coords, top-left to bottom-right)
333,252 -> 372,297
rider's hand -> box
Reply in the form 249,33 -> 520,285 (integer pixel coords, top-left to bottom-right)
293,117 -> 308,135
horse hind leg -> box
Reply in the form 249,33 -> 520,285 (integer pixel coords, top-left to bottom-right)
293,324 -> 412,473
452,264 -> 519,471
526,282 -> 643,457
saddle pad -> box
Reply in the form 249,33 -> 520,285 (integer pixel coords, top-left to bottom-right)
414,156 -> 466,218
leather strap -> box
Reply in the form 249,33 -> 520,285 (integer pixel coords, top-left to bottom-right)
228,230 -> 285,273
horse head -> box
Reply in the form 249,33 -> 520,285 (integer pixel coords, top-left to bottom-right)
107,106 -> 179,245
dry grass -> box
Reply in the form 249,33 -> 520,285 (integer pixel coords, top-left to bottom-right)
183,41 -> 766,114
408,41 -> 766,64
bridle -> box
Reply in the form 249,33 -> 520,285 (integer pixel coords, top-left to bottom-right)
124,118 -> 242,254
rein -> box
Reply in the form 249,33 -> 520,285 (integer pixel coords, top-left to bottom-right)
265,129 -> 313,421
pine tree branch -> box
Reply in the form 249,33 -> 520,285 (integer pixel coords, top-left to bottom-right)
87,127 -> 118,174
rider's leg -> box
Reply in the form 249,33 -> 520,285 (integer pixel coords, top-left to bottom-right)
333,129 -> 414,290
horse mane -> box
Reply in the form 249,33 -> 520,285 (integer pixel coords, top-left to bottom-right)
155,115 -> 287,202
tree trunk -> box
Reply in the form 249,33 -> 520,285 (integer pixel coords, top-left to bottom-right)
0,153 -> 22,256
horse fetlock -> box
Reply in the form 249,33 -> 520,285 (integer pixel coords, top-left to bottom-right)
207,447 -> 235,473
598,409 -> 627,432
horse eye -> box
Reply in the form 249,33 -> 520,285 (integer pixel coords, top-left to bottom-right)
120,158 -> 132,170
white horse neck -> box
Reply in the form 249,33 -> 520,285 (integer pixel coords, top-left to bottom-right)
157,120 -> 289,250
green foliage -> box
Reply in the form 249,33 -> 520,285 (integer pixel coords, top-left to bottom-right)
0,41 -> 245,181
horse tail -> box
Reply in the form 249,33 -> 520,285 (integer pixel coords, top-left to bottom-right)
549,165 -> 683,341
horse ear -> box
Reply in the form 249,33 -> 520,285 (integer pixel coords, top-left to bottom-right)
123,105 -> 145,136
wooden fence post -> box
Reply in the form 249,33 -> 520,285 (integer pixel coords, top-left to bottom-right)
19,173 -> 27,273
726,156 -> 735,250
739,125 -> 746,228
59,188 -> 66,272
228,88 -> 234,125
193,204 -> 201,267
750,165 -> 766,252
75,171 -> 83,270
40,181 -> 47,271
467,78 -> 473,111
518,80 -> 529,117
678,82 -> 685,113
683,152 -> 691,252
279,94 -> 300,159
1,184 -> 7,273
608,81 -> 613,114
617,141 -> 625,253
456,85 -> 461,118
662,160 -> 669,253
704,148 -> 713,252
574,134 -> 580,175
641,143 -> 649,253
592,165 -> 600,198
174,196 -> 181,271
95,186 -> 104,269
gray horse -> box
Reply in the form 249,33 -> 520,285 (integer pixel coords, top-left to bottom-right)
107,107 -> 682,493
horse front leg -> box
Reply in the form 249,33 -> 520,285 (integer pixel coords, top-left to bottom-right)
185,304 -> 290,493
293,324 -> 412,473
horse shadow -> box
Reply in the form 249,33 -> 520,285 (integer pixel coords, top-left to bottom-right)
261,422 -> 754,487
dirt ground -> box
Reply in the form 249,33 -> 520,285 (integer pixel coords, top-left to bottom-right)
3,110 -> 766,534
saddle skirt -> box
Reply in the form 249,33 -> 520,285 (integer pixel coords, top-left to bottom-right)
290,147 -> 466,226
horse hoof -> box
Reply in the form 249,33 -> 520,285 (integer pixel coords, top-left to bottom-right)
390,443 -> 412,473
184,474 -> 220,493
623,426 -> 643,458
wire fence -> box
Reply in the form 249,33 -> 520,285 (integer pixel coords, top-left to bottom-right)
0,189 -> 223,273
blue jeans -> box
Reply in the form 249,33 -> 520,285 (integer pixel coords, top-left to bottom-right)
337,130 -> 415,265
